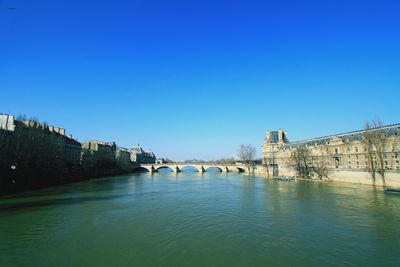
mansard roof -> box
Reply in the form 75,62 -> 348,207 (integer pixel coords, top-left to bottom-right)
131,146 -> 144,153
269,131 -> 280,144
282,123 -> 400,149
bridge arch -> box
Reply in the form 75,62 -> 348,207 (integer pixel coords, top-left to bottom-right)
226,166 -> 246,172
133,166 -> 151,172
204,166 -> 223,172
236,167 -> 246,172
156,166 -> 175,172
179,166 -> 200,172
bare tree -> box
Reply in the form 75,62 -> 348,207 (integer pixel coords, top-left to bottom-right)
262,156 -> 275,177
262,157 -> 270,177
363,119 -> 386,185
290,147 -> 313,179
237,144 -> 256,172
312,156 -> 329,180
290,146 -> 330,180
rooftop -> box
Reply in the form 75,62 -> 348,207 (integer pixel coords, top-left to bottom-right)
282,123 -> 400,148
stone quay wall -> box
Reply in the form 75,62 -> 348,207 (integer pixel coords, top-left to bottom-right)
254,165 -> 400,187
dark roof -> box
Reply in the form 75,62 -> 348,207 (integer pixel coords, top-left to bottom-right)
269,131 -> 280,143
282,123 -> 400,149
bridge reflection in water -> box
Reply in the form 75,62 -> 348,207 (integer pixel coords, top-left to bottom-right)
137,163 -> 247,173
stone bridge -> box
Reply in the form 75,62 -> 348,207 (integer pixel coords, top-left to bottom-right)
137,163 -> 249,173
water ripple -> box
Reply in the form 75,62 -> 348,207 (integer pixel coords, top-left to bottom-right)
1,173 -> 400,266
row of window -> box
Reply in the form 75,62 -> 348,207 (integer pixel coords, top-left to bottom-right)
347,160 -> 400,169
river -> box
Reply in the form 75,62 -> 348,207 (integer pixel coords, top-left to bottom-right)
0,171 -> 399,266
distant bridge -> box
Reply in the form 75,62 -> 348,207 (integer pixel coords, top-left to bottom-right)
138,163 -> 249,173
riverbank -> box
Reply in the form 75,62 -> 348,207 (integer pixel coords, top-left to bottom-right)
0,167 -> 139,196
254,165 -> 400,188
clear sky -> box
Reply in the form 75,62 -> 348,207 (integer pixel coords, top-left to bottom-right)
1,0 -> 399,160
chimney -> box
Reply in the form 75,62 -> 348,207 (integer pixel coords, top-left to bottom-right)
278,129 -> 283,143
266,131 -> 271,143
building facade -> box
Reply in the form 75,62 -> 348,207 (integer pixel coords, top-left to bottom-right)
0,115 -> 16,170
116,146 -> 134,171
81,140 -> 117,168
0,114 -> 82,170
262,124 -> 400,184
16,119 -> 82,169
130,145 -> 156,164
0,114 -> 83,194
0,114 -> 16,131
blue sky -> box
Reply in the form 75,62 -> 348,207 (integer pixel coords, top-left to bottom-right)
1,0 -> 399,160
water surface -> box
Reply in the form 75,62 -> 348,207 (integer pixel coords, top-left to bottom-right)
0,172 -> 399,266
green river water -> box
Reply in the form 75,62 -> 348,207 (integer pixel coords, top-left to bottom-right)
0,171 -> 399,266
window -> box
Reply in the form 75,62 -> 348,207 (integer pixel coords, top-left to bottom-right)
355,147 -> 359,153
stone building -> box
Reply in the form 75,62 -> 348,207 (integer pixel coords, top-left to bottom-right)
1,114 -> 83,194
0,114 -> 81,170
0,115 -> 16,170
116,146 -> 133,171
156,158 -> 170,164
81,140 -> 117,168
15,119 -> 82,169
82,140 -> 116,156
0,114 -> 16,131
261,125 -> 400,185
62,135 -> 82,168
130,145 -> 156,164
